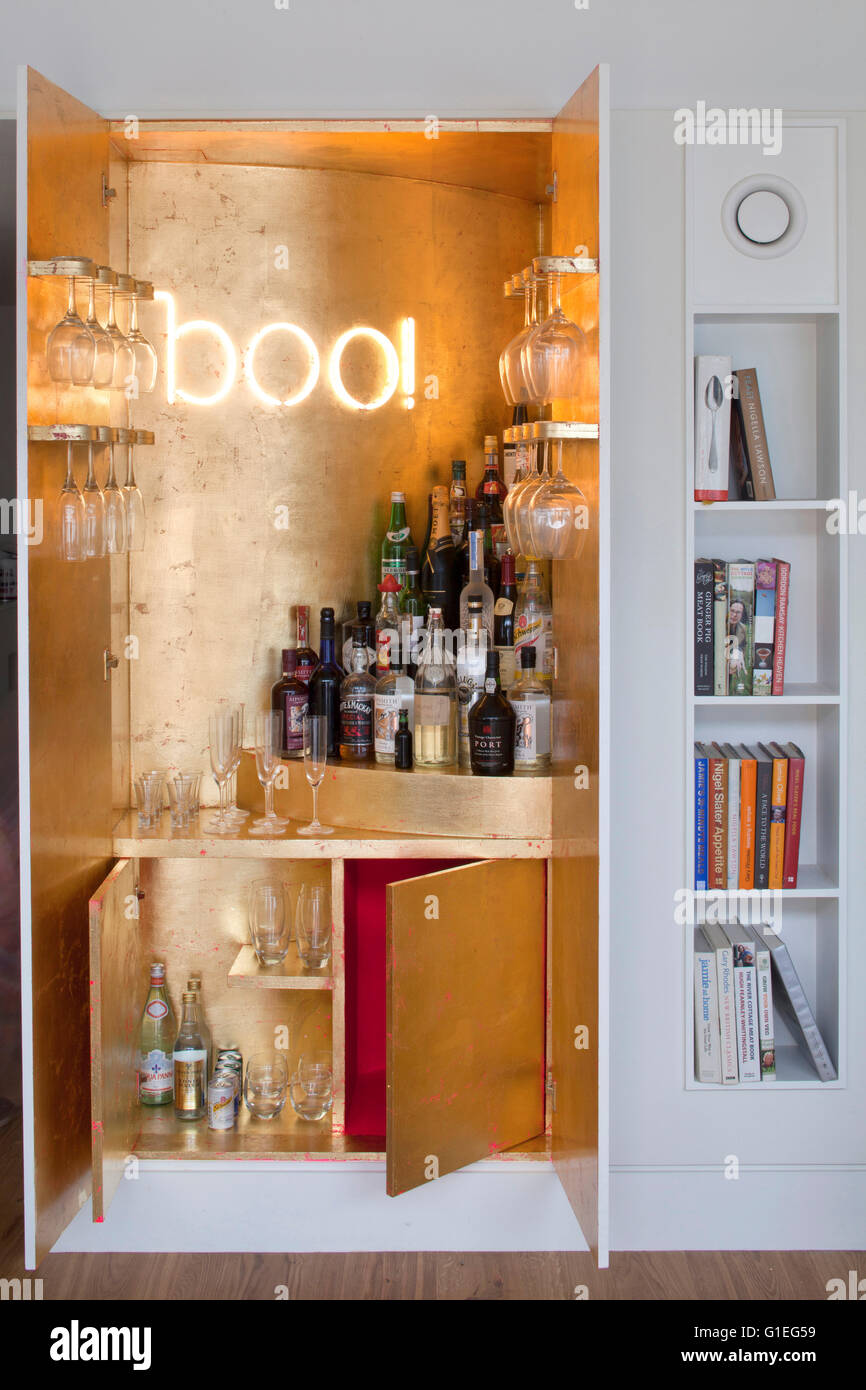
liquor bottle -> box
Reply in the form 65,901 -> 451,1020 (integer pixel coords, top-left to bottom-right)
339,626 -> 375,762
421,485 -> 460,632
186,974 -> 212,1086
293,604 -> 318,685
449,459 -> 467,546
374,632 -> 414,765
477,499 -> 501,597
308,606 -> 344,757
458,530 -> 494,641
419,491 -> 433,574
475,434 -> 507,522
503,405 -> 528,488
456,595 -> 488,769
271,648 -> 308,758
394,707 -> 413,769
468,651 -> 516,776
414,607 -> 458,767
173,990 -> 207,1121
514,559 -> 554,685
494,551 -> 518,692
510,646 -> 552,773
381,490 -> 414,586
375,574 -> 403,654
398,543 -> 427,677
138,963 -> 175,1107
342,600 -> 374,671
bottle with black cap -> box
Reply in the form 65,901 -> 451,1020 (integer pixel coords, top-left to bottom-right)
394,708 -> 413,770
308,607 -> 344,757
468,649 -> 515,776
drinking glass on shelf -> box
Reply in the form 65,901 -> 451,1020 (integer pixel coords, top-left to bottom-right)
126,284 -> 158,394
81,443 -> 106,559
46,276 -> 95,385
296,883 -> 331,969
103,281 -> 135,392
133,769 -> 165,830
513,439 -> 551,559
250,710 -> 289,836
122,435 -> 146,552
289,1050 -> 334,1122
502,271 -> 541,406
225,702 -> 250,825
248,879 -> 291,966
102,436 -> 127,555
166,772 -> 196,830
204,707 -> 239,834
83,277 -> 115,389
527,439 -> 590,561
58,443 -> 85,562
522,269 -> 587,406
244,1051 -> 288,1120
296,714 -> 332,837
502,425 -> 532,554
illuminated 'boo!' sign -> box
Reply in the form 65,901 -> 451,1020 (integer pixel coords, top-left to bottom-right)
155,291 -> 415,411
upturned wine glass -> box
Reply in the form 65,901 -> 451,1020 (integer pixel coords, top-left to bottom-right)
102,280 -> 135,392
81,443 -> 106,559
83,277 -> 115,389
58,443 -> 86,562
122,435 -> 146,552
250,710 -> 289,835
103,436 -> 127,555
126,284 -> 158,394
297,714 -> 332,836
514,439 -> 551,559
527,439 -> 590,561
46,276 -> 95,385
502,425 -> 532,554
502,272 -> 540,406
522,270 -> 587,405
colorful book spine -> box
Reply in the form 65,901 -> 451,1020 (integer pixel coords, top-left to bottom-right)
735,745 -> 757,890
771,559 -> 790,696
713,560 -> 727,696
707,746 -> 728,890
719,743 -> 740,890
760,743 -> 789,890
732,368 -> 776,500
732,938 -> 761,1083
750,744 -> 773,891
745,925 -> 776,1081
694,928 -> 722,1084
726,561 -> 755,695
777,741 -> 805,889
701,921 -> 738,1083
694,744 -> 709,890
694,559 -> 714,695
753,559 -> 777,696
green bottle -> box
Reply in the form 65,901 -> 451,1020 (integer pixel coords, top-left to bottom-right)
139,963 -> 176,1106
381,491 -> 414,586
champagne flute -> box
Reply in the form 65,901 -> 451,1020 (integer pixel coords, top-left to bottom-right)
81,442 -> 106,559
225,702 -> 250,824
122,432 -> 146,552
46,275 -> 95,385
250,710 -> 289,835
58,442 -> 85,562
296,714 -> 332,836
204,707 -> 239,834
102,430 -> 128,555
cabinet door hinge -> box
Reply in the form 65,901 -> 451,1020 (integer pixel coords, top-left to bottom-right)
546,170 -> 558,203
103,649 -> 119,681
546,1068 -> 557,1113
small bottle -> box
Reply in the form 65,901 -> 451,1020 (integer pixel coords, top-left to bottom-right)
339,626 -> 376,762
514,558 -> 554,685
308,606 -> 344,758
173,990 -> 207,1121
342,600 -> 374,671
381,490 -> 414,586
510,646 -> 552,773
271,648 -> 308,758
398,543 -> 427,678
414,607 -> 458,767
374,632 -> 414,764
394,708 -> 413,769
449,460 -> 467,546
456,595 -> 488,769
468,650 -> 516,777
138,963 -> 175,1107
494,551 -> 518,692
186,974 -> 212,1086
293,604 -> 318,685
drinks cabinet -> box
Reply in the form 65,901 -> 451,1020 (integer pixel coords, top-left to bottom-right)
16,64 -> 611,1266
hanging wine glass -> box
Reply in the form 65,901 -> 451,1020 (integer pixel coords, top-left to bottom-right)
503,423 -> 533,553
527,434 -> 590,561
83,276 -> 115,389
503,270 -> 542,406
81,441 -> 106,559
498,274 -> 521,406
46,275 -> 95,385
101,428 -> 127,555
58,442 -> 86,562
97,268 -> 135,392
514,435 -> 552,559
123,431 -> 147,552
523,267 -> 587,406
124,279 -> 158,395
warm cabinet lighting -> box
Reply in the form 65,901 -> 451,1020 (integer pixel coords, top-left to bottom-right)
328,326 -> 400,411
244,322 -> 320,407
156,290 -> 238,406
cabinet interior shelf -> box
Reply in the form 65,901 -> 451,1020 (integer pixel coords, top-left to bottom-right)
694,864 -> 838,898
228,943 -> 332,990
692,685 -> 840,705
687,1045 -> 843,1090
693,499 -> 837,512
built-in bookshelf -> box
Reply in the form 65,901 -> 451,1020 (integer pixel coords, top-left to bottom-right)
684,122 -> 847,1090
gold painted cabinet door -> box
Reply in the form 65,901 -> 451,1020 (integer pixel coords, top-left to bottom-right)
386,859 -> 546,1197
89,858 -> 144,1223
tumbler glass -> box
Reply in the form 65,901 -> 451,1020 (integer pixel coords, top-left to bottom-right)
248,879 -> 291,966
296,883 -> 331,969
289,1050 -> 333,1122
244,1051 -> 288,1120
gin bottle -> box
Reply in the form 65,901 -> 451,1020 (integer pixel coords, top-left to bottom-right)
414,607 -> 457,766
173,990 -> 207,1121
139,963 -> 175,1106
510,646 -> 552,773
374,632 -> 414,764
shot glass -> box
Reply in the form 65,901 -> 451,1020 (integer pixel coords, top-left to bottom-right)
178,770 -> 202,818
166,772 -> 195,830
243,1051 -> 288,1120
289,1050 -> 334,1122
248,879 -> 291,967
296,883 -> 331,969
133,770 -> 165,830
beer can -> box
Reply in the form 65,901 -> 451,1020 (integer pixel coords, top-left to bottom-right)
207,1071 -> 236,1130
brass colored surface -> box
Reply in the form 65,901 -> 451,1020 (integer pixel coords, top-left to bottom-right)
386,859 -> 545,1197
89,858 -> 142,1223
27,424 -> 97,441
330,859 -> 347,1133
108,143 -> 131,814
28,256 -> 98,278
23,67 -> 115,1264
228,943 -> 332,990
135,1108 -> 385,1160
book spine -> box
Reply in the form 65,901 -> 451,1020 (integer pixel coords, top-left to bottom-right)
754,758 -> 772,891
768,755 -> 788,891
713,560 -> 727,696
694,752 -> 709,891
734,960 -> 761,1083
738,757 -> 757,890
694,941 -> 722,1083
694,561 -> 714,695
753,943 -> 776,1081
708,755 -> 728,890
782,753 -> 805,889
729,398 -> 755,501
715,944 -> 739,1083
772,560 -> 790,696
726,757 -> 740,890
726,561 -> 755,696
770,946 -> 836,1081
735,368 -> 776,501
753,560 -> 777,697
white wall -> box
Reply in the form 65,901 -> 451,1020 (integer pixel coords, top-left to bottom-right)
608,109 -> 866,1247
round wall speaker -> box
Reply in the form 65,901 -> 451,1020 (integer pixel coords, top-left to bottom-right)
720,174 -> 808,260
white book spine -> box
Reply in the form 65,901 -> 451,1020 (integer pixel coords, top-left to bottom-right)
734,962 -> 761,1083
726,758 -> 740,891
694,935 -> 722,1083
753,944 -> 776,1081
714,943 -> 739,1083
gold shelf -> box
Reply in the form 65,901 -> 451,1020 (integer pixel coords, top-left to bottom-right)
228,943 -> 332,991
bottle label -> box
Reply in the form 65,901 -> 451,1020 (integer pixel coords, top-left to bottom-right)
374,693 -> 400,754
415,693 -> 452,727
382,559 -> 407,586
512,696 -> 552,763
340,695 -> 373,749
145,999 -> 168,1021
283,691 -> 308,749
471,723 -> 509,769
493,597 -> 513,617
386,527 -> 410,543
139,1049 -> 173,1096
496,645 -> 517,693
515,614 -> 554,678
484,677 -> 496,694
295,657 -> 317,684
173,1054 -> 206,1110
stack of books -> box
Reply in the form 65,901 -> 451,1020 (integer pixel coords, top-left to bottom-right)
695,361 -> 776,503
694,558 -> 789,696
694,742 -> 805,890
694,922 -> 836,1084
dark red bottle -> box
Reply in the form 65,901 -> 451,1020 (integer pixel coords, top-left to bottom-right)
294,604 -> 318,685
271,649 -> 309,758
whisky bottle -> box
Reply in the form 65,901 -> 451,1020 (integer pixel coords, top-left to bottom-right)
468,651 -> 516,776
494,551 -> 518,692
138,963 -> 175,1106
414,607 -> 458,766
510,646 -> 552,773
339,626 -> 375,761
308,606 -> 344,757
271,648 -> 308,758
421,485 -> 460,632
374,632 -> 414,764
456,595 -> 488,768
514,557 -> 553,685
381,490 -> 414,585
173,990 -> 207,1121
293,604 -> 318,685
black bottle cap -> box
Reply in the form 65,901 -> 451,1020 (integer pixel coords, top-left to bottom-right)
320,606 -> 335,636
485,651 -> 500,678
520,646 -> 537,669
398,708 -> 409,727
351,624 -> 366,644
452,459 -> 466,476
357,601 -> 371,618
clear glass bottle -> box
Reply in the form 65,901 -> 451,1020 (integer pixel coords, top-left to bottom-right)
494,551 -> 518,693
374,632 -> 415,764
458,529 -> 494,642
398,543 -> 427,677
339,626 -> 376,761
186,974 -> 212,1086
456,595 -> 489,769
514,557 -> 554,685
139,963 -> 176,1107
375,574 -> 403,654
510,645 -> 552,773
449,459 -> 467,546
173,990 -> 207,1121
413,607 -> 457,767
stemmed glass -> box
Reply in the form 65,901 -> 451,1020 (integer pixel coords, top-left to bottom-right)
296,715 -> 332,836
46,276 -> 95,385
514,439 -> 551,559
126,284 -> 158,394
58,443 -> 85,562
102,434 -> 127,555
522,269 -> 587,406
83,277 -> 115,389
81,443 -> 106,559
501,271 -> 541,406
502,424 -> 532,554
101,276 -> 135,392
122,434 -> 146,552
204,707 -> 239,834
250,710 -> 289,836
498,273 -> 523,405
527,438 -> 590,561
225,703 -> 250,825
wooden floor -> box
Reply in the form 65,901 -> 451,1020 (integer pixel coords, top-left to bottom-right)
1,1113 -> 860,1299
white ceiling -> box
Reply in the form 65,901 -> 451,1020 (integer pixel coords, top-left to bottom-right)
0,0 -> 864,117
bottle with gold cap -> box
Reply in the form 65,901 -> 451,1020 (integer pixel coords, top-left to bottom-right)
186,974 -> 212,1087
475,434 -> 507,524
172,991 -> 207,1121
